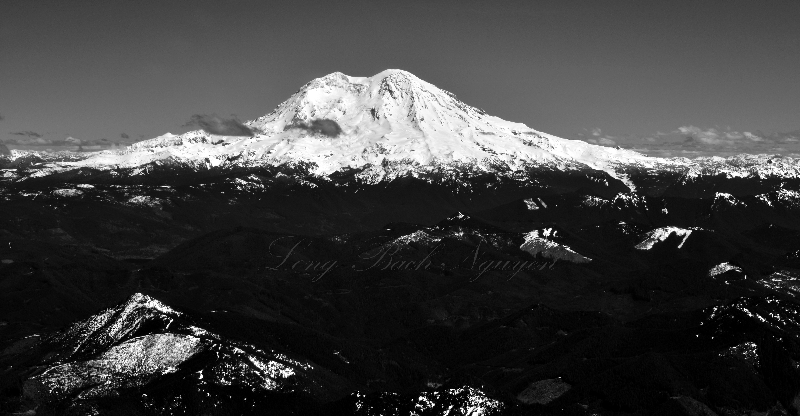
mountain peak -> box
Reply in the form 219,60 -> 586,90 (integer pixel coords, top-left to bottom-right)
374,68 -> 421,86
315,69 -> 419,86
121,292 -> 182,316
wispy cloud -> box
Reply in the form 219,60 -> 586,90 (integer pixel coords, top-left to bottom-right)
2,132 -> 127,151
5,130 -> 51,146
185,114 -> 257,136
11,130 -> 43,138
576,125 -> 800,157
578,128 -> 618,147
285,118 -> 343,138
676,126 -> 767,146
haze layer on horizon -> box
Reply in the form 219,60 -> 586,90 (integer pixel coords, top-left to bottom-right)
1,0 -> 798,158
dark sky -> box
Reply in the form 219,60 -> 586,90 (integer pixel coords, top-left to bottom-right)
2,0 -> 799,157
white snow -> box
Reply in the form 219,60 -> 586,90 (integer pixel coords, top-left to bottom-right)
754,189 -> 800,209
582,195 -> 608,208
614,172 -> 636,192
412,386 -> 504,416
97,333 -> 203,374
524,198 -> 540,210
708,262 -> 742,277
388,230 -> 442,246
126,195 -> 162,207
635,226 -> 701,250
611,193 -> 645,209
520,229 -> 591,263
713,192 -> 744,208
721,342 -> 758,368
52,189 -> 83,198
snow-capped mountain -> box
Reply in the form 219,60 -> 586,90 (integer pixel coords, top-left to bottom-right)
3,69 -> 799,203
6,69 -> 678,187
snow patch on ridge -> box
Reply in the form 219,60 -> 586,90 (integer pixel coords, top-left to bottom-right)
126,195 -> 163,207
712,192 -> 745,209
612,193 -> 646,210
520,229 -> 591,263
636,226 -> 701,250
389,230 -> 442,246
708,262 -> 742,277
582,195 -> 608,208
52,189 -> 83,198
524,198 -> 541,210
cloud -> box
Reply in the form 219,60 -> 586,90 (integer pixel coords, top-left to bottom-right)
286,118 -> 343,138
185,114 -> 257,136
11,130 -> 43,138
2,131 -> 136,152
751,129 -> 800,143
5,131 -> 51,146
576,125 -> 800,157
597,137 -> 616,146
2,134 -> 94,148
676,125 -> 769,146
743,132 -> 762,142
677,126 -> 724,145
121,133 -> 129,139
680,137 -> 698,148
6,136 -> 50,145
623,125 -> 800,157
586,137 -> 616,146
580,127 -> 618,147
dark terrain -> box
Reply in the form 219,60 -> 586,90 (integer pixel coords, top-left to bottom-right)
2,166 -> 800,415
